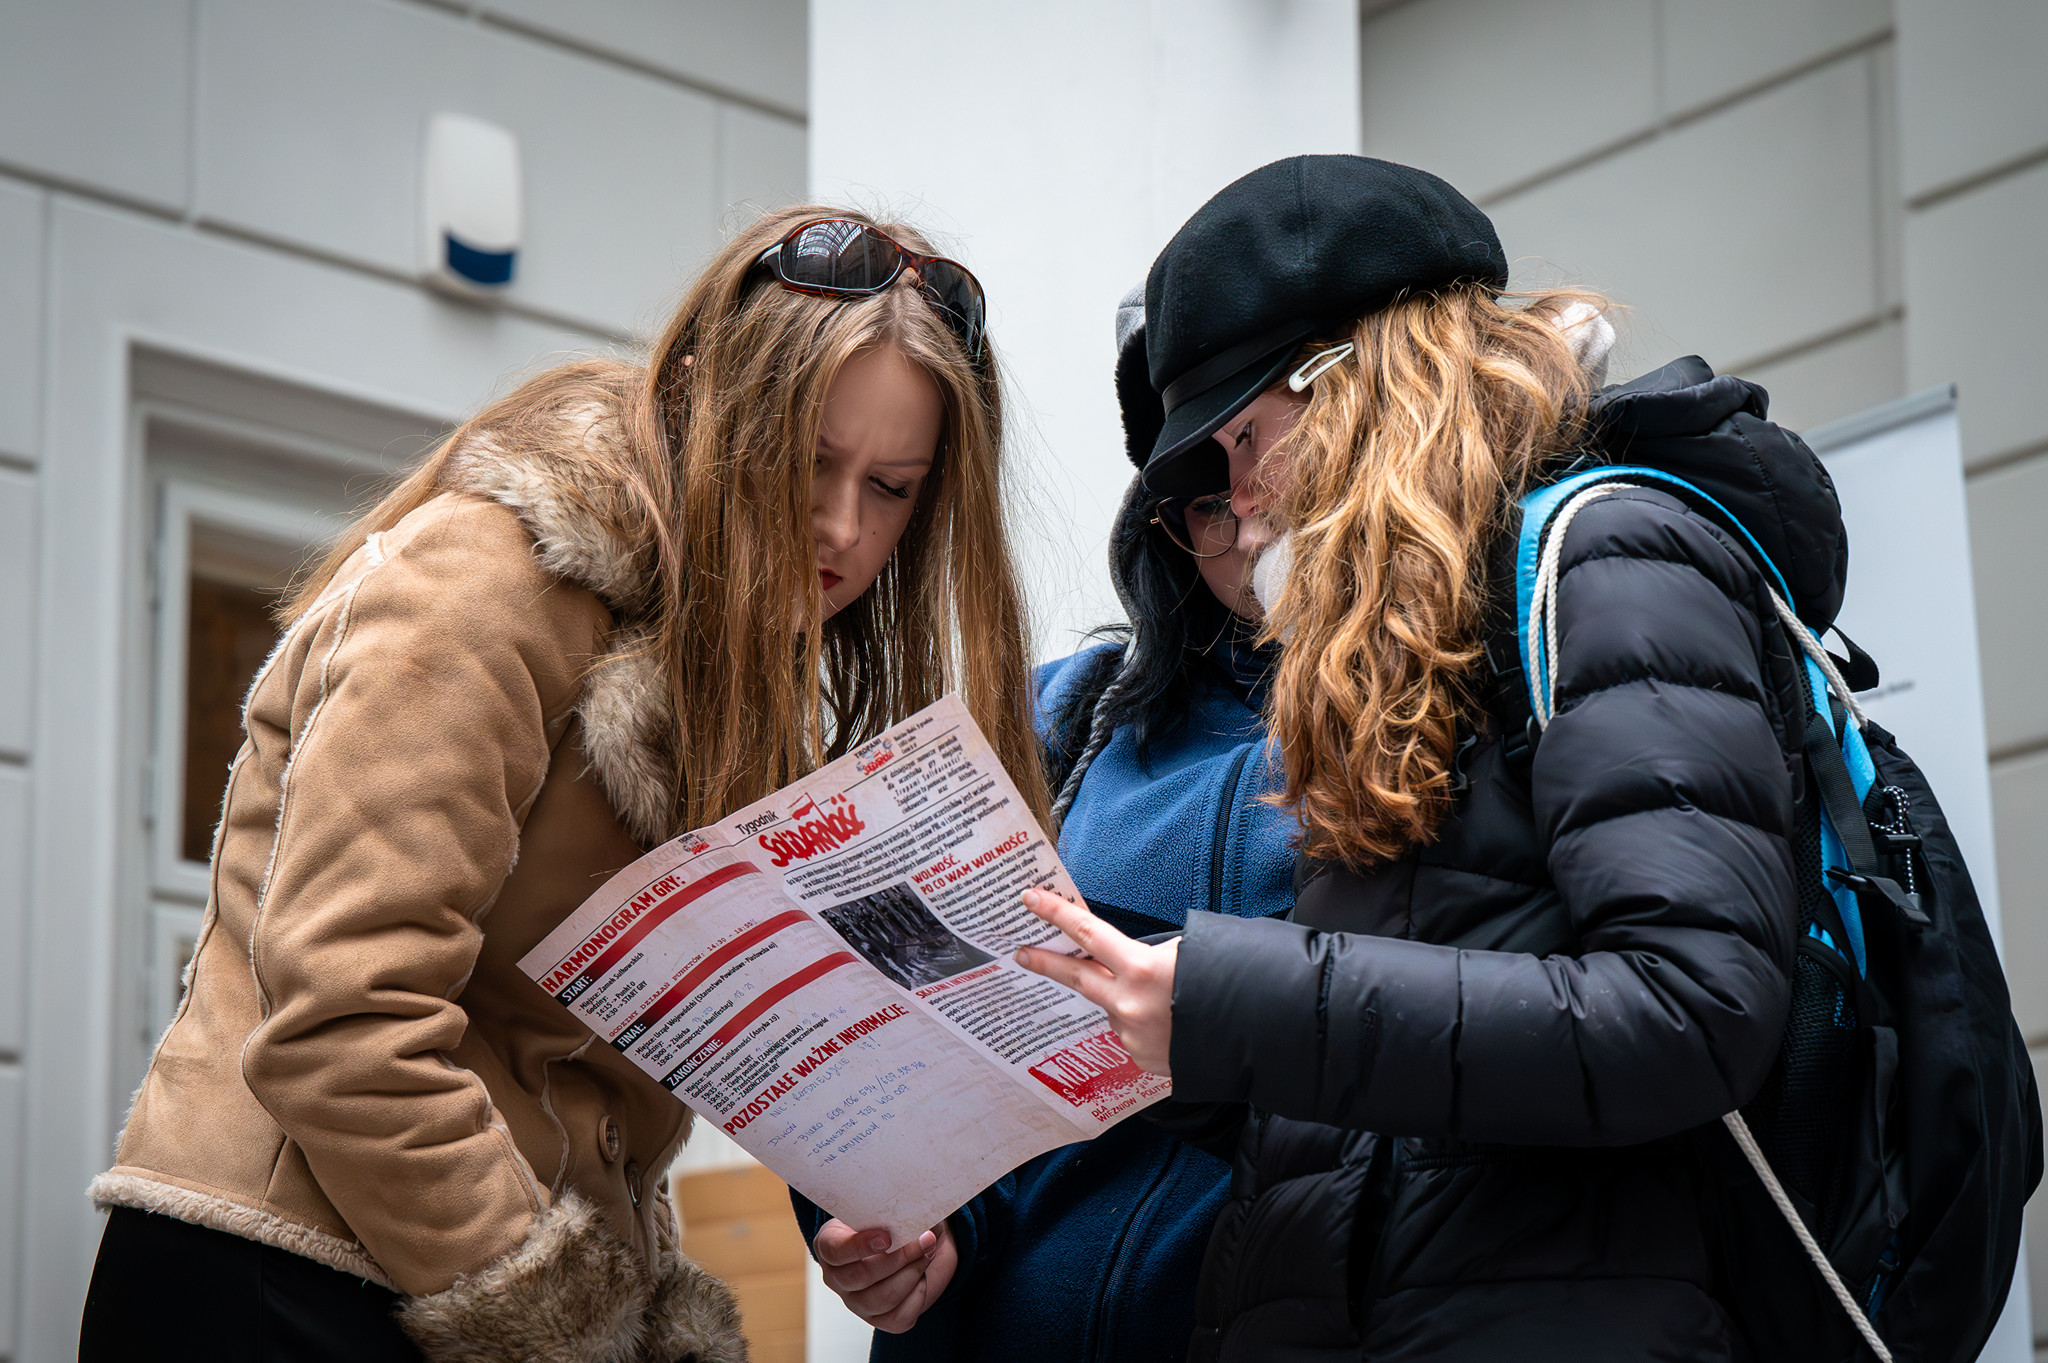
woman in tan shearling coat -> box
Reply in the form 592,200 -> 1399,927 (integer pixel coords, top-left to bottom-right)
79,206 -> 1051,1363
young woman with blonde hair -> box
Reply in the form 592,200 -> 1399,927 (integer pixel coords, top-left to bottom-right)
81,204 -> 1047,1363
797,285 -> 1301,1360
1019,156 -> 1840,1359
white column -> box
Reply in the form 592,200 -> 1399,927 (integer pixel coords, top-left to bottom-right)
810,1 -> 1362,656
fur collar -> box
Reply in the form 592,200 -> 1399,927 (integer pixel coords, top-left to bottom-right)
443,397 -> 679,848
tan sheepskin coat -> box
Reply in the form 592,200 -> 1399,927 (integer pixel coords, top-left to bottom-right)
92,397 -> 747,1363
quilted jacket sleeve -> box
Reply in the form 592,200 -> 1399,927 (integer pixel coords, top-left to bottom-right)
1170,490 -> 1800,1145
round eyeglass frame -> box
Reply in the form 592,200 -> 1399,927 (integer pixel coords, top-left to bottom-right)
1152,492 -> 1240,559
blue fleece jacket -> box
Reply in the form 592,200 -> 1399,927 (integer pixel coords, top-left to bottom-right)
794,639 -> 1295,1362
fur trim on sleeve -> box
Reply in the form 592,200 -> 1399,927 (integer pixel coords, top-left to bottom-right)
399,1193 -> 732,1363
643,1246 -> 749,1363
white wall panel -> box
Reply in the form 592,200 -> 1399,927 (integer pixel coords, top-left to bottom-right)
718,106 -> 809,227
1362,0 -> 1655,202
814,0 -> 1361,656
1490,55 -> 1878,376
1905,159 -> 2048,468
1871,43 -> 1903,314
0,182 -> 43,464
0,473 -> 32,763
1998,752 -> 2048,1041
0,0 -> 191,212
1896,0 -> 2048,199
198,0 -> 719,336
1660,0 -> 1889,117
0,768 -> 23,1057
45,199 -> 606,487
1737,319 -> 1903,433
482,0 -> 807,115
1968,453 -> 2048,757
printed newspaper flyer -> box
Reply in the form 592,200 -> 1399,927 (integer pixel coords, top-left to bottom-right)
519,694 -> 1172,1246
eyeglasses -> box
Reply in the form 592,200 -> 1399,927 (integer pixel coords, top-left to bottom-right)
1152,492 -> 1239,558
753,218 -> 987,362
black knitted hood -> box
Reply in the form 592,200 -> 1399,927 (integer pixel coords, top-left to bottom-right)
1585,355 -> 1850,631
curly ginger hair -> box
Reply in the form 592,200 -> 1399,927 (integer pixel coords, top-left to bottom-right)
1261,286 -> 1610,866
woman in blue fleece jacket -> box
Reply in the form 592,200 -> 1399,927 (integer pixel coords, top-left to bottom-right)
790,288 -> 1297,1361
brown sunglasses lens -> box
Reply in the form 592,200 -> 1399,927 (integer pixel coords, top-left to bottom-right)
771,220 -> 986,360
916,259 -> 985,358
779,221 -> 902,291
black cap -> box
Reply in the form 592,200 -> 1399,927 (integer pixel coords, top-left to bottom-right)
1143,155 -> 1508,494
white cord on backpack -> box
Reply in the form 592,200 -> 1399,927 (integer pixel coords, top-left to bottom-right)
1724,1111 -> 1894,1362
1528,482 -> 1637,729
1530,481 -> 1892,1360
1769,592 -> 1871,731
1528,484 -> 1870,735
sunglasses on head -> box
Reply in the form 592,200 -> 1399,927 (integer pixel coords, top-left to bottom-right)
753,218 -> 987,363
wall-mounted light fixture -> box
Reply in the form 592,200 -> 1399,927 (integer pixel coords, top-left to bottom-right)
421,112 -> 522,296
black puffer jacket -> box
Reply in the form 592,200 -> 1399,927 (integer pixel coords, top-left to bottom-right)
1162,360 -> 1844,1362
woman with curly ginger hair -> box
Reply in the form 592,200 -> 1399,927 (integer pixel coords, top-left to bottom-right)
82,204 -> 1048,1363
1019,156 -> 1823,1360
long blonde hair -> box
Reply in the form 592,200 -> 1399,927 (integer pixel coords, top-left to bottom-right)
1263,286 -> 1606,866
288,204 -> 1050,837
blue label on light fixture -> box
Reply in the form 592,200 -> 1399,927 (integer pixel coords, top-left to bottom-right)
445,232 -> 515,286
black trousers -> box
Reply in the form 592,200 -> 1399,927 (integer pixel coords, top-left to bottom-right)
79,1207 -> 424,1363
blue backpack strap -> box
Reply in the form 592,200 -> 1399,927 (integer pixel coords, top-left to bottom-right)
1511,471 -> 1603,706
1803,663 -> 1875,973
1513,464 -> 1880,974
1515,465 -> 1798,703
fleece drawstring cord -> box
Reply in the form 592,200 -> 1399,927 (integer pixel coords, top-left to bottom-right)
1050,650 -> 1135,826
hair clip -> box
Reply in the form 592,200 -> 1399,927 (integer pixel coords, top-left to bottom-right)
1288,343 -> 1354,393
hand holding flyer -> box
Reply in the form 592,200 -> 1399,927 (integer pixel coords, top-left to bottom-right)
518,695 -> 1172,1247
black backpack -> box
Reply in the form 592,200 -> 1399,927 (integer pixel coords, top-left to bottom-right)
1504,358 -> 2042,1362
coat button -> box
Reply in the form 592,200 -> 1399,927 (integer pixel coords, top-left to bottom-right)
599,1117 -> 622,1164
625,1160 -> 642,1208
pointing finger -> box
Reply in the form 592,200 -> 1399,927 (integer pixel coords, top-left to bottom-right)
1015,943 -> 1115,1008
1022,888 -> 1140,973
